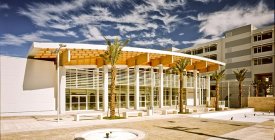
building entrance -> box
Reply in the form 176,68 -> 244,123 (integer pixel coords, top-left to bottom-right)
71,95 -> 87,111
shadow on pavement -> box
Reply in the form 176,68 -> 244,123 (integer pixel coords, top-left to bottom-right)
156,126 -> 239,140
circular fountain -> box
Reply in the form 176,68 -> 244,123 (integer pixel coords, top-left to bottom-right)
74,128 -> 145,140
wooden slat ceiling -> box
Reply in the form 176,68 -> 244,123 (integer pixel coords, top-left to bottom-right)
30,48 -> 221,72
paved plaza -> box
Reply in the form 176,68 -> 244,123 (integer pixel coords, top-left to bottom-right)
0,111 -> 274,140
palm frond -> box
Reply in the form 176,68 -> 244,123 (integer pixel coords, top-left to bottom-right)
233,68 -> 247,82
101,36 -> 130,66
211,69 -> 225,81
171,58 -> 190,73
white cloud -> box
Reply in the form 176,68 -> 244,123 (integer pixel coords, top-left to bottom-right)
156,38 -> 180,46
0,3 -> 9,10
0,30 -> 78,46
197,1 -> 274,37
182,37 -> 219,45
115,23 -> 158,34
37,31 -> 78,38
194,0 -> 223,3
18,0 -> 186,34
133,38 -> 179,47
18,0 -> 88,30
79,26 -> 121,42
133,40 -> 155,46
143,32 -> 156,38
179,33 -> 184,36
125,34 -> 137,38
0,33 -> 50,46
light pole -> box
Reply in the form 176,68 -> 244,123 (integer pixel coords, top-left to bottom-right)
55,44 -> 66,123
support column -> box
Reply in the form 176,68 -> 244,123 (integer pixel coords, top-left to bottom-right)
159,64 -> 164,108
198,74 -> 201,105
126,68 -> 130,109
206,75 -> 210,107
150,67 -> 154,108
134,66 -> 140,110
169,73 -> 173,106
96,68 -> 100,110
59,66 -> 66,114
103,65 -> 109,112
193,70 -> 198,106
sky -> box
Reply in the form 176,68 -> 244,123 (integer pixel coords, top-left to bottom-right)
0,0 -> 274,57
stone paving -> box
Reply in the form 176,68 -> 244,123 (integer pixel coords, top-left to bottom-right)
0,111 -> 273,140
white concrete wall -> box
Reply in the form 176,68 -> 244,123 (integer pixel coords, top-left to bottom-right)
0,56 -> 56,116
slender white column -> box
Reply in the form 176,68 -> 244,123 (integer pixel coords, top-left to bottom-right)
169,73 -> 173,106
150,67 -> 154,108
96,68 -> 100,110
198,74 -> 201,105
126,68 -> 130,109
206,75 -> 211,107
134,66 -> 140,110
59,66 -> 66,114
103,65 -> 109,112
159,64 -> 164,108
193,70 -> 198,106
56,53 -> 60,122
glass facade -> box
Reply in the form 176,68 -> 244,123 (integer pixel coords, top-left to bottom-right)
65,66 -> 207,111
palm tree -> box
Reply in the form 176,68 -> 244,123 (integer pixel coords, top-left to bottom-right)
169,58 -> 190,113
233,69 -> 247,108
100,37 -> 130,119
211,69 -> 225,111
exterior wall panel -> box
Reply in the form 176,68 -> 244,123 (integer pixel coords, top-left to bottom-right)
225,49 -> 251,59
225,60 -> 251,69
0,56 -> 56,116
225,37 -> 251,48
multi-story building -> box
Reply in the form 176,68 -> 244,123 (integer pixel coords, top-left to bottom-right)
179,24 -> 275,107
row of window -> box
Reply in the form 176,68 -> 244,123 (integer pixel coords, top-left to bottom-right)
253,43 -> 273,54
253,56 -> 273,65
205,44 -> 217,52
185,44 -> 217,55
203,54 -> 217,60
253,31 -> 272,42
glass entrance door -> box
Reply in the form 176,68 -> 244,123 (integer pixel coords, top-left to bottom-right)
71,95 -> 87,111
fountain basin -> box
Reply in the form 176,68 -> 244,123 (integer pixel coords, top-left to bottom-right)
75,128 -> 145,140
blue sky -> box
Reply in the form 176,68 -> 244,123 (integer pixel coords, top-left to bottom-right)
0,0 -> 274,57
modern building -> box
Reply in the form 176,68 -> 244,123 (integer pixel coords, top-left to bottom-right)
0,42 -> 225,116
179,24 -> 275,107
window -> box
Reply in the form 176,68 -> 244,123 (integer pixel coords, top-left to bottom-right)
254,56 -> 273,65
185,51 -> 191,54
253,44 -> 273,53
205,44 -> 217,52
253,31 -> 273,42
197,48 -> 203,54
209,54 -> 217,60
262,32 -> 272,40
193,48 -> 203,55
205,47 -> 210,52
204,54 -> 217,60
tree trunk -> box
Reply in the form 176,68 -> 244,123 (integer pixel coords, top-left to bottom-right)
110,65 -> 117,118
239,81 -> 242,108
179,72 -> 184,113
215,81 -> 219,111
255,85 -> 259,97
